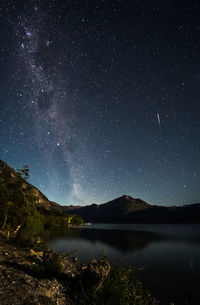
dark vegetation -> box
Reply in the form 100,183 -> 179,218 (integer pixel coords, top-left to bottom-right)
0,160 -> 83,246
72,256 -> 159,305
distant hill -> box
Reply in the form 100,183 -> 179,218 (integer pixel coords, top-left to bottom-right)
63,195 -> 200,223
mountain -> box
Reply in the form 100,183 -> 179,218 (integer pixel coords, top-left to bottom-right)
1,160 -> 199,224
64,195 -> 200,223
0,160 -> 61,214
63,195 -> 150,222
62,195 -> 150,223
124,203 -> 200,223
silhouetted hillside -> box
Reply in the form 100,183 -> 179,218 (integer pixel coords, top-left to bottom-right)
0,160 -> 83,244
63,195 -> 150,222
64,196 -> 200,223
0,160 -> 61,213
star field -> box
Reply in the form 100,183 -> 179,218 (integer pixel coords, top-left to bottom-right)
0,0 -> 200,205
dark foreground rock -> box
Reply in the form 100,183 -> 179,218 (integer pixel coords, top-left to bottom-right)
82,259 -> 111,292
0,240 -> 110,305
0,241 -> 68,305
0,263 -> 67,305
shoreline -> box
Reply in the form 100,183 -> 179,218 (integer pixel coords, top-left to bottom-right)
0,238 -> 159,305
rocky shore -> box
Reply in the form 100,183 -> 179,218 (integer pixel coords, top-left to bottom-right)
0,239 -> 110,305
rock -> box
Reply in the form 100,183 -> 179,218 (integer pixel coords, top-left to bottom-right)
30,249 -> 43,260
0,262 -> 67,305
72,257 -> 78,262
83,259 -> 110,292
81,265 -> 87,270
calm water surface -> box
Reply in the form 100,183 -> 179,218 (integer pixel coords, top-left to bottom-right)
49,224 -> 200,305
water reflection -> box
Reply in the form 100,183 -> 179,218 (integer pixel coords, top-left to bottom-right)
49,225 -> 200,305
49,225 -> 200,254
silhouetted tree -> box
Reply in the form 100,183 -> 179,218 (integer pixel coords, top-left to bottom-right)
16,164 -> 30,180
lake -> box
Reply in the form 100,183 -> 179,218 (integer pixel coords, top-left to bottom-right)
48,224 -> 200,305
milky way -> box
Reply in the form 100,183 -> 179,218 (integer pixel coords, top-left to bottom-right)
15,7 -> 88,204
0,1 -> 200,205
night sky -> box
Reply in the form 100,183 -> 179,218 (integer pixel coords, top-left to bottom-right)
0,0 -> 200,206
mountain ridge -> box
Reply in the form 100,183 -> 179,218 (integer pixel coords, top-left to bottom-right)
63,195 -> 200,223
1,160 -> 199,223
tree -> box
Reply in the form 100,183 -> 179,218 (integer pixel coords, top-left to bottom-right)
16,164 -> 30,180
0,174 -> 36,240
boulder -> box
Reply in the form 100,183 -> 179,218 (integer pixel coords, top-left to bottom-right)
83,259 -> 110,292
30,249 -> 43,260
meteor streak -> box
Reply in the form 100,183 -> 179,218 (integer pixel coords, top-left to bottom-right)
157,113 -> 161,126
